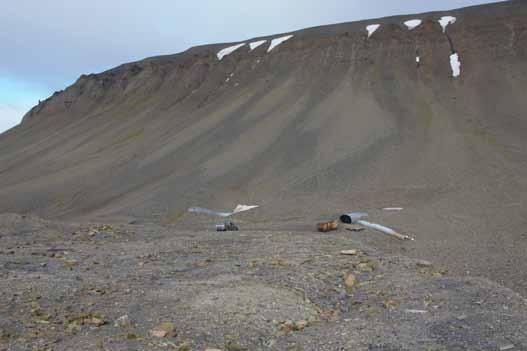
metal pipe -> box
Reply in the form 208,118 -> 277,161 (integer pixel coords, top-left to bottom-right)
356,220 -> 414,241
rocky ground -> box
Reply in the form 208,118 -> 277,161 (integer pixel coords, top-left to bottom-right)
0,213 -> 526,351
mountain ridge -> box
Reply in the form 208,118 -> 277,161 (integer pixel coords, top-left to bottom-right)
1,0 -> 527,294
17,0 -> 522,126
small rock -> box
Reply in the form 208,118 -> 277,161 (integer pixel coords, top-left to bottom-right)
264,339 -> 277,348
66,322 -> 81,335
225,341 -> 247,351
114,315 -> 133,328
344,273 -> 357,291
278,320 -> 311,334
89,317 -> 106,327
270,257 -> 288,267
177,343 -> 192,351
280,320 -> 296,333
295,320 -> 309,331
499,345 -> 515,351
416,260 -> 433,268
357,261 -> 375,272
205,349 -> 223,351
150,329 -> 168,338
150,321 -> 176,338
404,309 -> 427,314
383,299 -> 400,309
340,250 -> 358,256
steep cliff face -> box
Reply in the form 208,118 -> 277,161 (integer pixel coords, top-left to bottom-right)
1,0 -> 526,224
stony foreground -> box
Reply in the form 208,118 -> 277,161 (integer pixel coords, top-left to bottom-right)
0,213 -> 526,351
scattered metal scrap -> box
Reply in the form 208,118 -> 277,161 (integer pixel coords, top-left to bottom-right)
340,212 -> 414,241
188,204 -> 258,231
216,222 -> 239,232
188,204 -> 259,218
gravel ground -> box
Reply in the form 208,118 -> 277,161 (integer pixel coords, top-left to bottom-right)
1,213 -> 526,351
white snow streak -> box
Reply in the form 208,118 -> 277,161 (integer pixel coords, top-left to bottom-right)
439,16 -> 457,33
366,24 -> 381,38
249,40 -> 267,51
267,35 -> 294,52
450,53 -> 461,77
404,19 -> 422,30
217,43 -> 246,60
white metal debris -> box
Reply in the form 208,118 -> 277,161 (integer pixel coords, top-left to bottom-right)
439,16 -> 457,33
217,43 -> 246,60
357,220 -> 414,241
232,204 -> 258,213
366,24 -> 381,38
249,40 -> 267,51
188,204 -> 259,218
267,35 -> 294,52
340,212 -> 414,241
383,207 -> 404,211
404,19 -> 422,30
450,53 -> 461,77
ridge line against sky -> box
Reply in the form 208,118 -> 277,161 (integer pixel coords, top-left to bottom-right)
0,0 -> 506,133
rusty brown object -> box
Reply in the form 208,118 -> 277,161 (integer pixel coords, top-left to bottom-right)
317,220 -> 339,233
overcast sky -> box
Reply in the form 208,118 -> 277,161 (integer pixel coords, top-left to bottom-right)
0,0 -> 504,133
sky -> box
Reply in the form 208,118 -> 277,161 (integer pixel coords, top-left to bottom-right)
0,0 -> 505,133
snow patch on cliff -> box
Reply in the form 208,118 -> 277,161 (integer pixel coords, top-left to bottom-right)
439,16 -> 457,33
366,24 -> 381,38
450,53 -> 461,77
250,40 -> 267,51
268,35 -> 294,52
217,43 -> 246,60
404,19 -> 422,30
